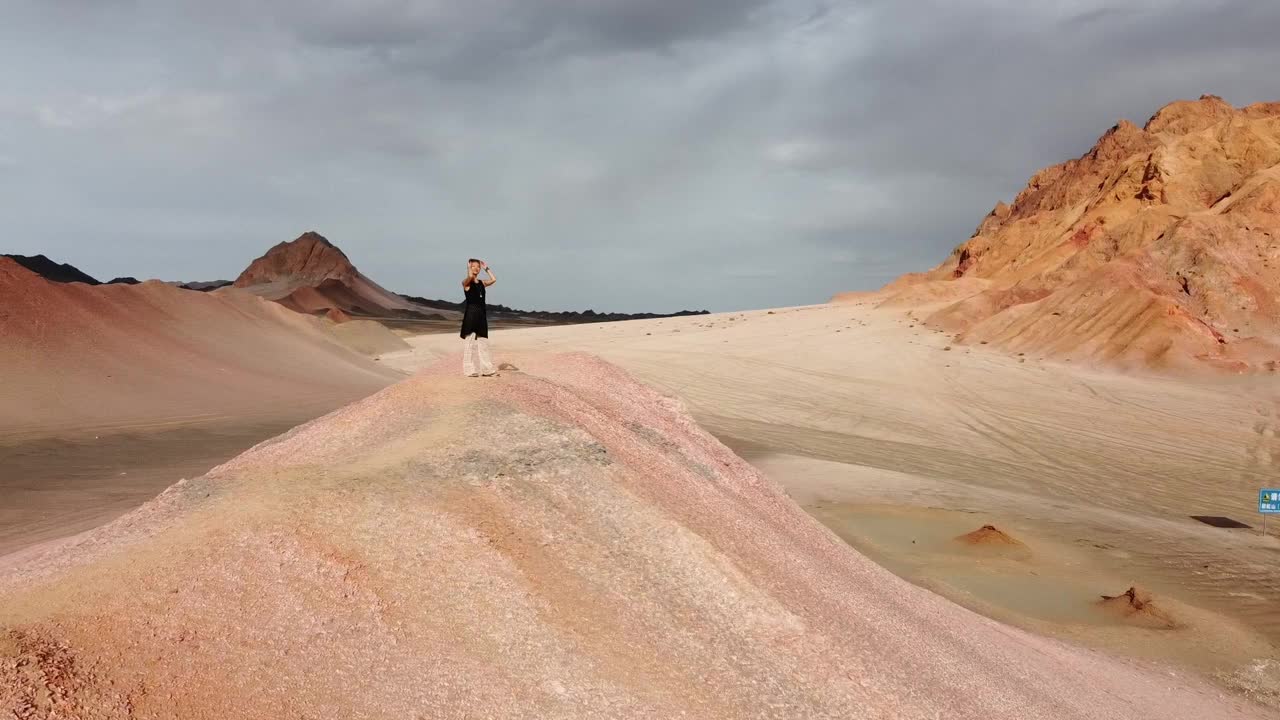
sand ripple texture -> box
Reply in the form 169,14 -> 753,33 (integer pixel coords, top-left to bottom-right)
0,354 -> 1269,719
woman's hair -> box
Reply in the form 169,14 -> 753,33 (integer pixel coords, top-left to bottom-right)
468,258 -> 481,265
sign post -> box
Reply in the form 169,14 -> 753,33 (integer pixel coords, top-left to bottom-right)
1261,489 -> 1280,536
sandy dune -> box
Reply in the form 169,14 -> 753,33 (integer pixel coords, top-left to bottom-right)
1,353 -> 1269,718
324,318 -> 412,357
0,257 -> 399,438
0,257 -> 405,557
385,301 -> 1280,705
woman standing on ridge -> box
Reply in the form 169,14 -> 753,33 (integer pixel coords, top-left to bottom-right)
461,258 -> 497,377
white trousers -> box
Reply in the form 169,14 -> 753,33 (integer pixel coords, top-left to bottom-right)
462,333 -> 495,376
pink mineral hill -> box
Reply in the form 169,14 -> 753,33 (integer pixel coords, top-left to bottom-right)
0,354 -> 1268,718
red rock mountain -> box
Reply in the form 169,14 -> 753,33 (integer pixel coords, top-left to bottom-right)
863,96 -> 1280,373
234,231 -> 417,317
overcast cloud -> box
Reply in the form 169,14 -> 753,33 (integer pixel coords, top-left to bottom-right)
2,0 -> 1278,311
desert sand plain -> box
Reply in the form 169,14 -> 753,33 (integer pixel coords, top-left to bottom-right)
4,283 -> 1279,713
4,295 -> 1279,716
1,317 -> 1275,718
382,299 -> 1280,706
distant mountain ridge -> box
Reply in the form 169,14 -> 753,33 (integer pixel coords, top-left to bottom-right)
175,280 -> 233,292
232,230 -> 709,324
4,234 -> 711,325
398,293 -> 709,323
0,255 -> 159,287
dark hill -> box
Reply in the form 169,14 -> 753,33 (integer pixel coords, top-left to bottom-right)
1,254 -> 100,285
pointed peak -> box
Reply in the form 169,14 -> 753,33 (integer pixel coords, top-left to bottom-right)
293,230 -> 335,247
274,231 -> 347,258
1090,117 -> 1151,157
234,231 -> 357,288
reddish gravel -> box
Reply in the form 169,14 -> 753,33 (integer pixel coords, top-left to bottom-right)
0,354 -> 1270,719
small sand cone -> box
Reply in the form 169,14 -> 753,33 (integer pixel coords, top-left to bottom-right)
954,524 -> 1025,547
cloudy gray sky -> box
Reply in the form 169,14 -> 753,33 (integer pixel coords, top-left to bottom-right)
2,1 -> 1277,312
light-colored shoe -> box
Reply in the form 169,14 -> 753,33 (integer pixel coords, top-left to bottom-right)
465,373 -> 480,378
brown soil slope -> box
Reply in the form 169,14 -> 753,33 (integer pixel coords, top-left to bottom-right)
0,258 -> 400,435
863,96 -> 1280,372
234,231 -> 420,317
0,354 -> 1268,719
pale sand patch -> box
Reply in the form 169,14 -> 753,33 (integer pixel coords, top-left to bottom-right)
323,318 -> 412,357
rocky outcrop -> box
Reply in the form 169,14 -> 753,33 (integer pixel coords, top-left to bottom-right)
1098,586 -> 1183,630
234,231 -> 358,289
869,96 -> 1280,372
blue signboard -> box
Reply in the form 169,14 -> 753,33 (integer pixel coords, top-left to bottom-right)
1261,489 -> 1280,514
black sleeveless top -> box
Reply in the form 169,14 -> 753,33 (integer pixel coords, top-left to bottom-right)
460,279 -> 488,338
